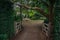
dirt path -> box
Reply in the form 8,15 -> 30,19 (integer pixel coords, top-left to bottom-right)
12,20 -> 45,40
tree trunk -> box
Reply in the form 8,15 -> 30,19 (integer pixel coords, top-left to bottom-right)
48,4 -> 54,40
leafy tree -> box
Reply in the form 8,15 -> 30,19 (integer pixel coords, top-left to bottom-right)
15,0 -> 55,22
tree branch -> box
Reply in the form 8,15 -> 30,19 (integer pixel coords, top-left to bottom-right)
31,7 -> 49,18
16,4 -> 49,18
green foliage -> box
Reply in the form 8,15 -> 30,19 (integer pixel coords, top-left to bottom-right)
44,18 -> 49,23
13,0 -> 50,20
27,10 -> 44,20
15,14 -> 22,22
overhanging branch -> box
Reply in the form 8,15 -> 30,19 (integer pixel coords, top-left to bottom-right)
16,4 -> 49,18
31,7 -> 49,18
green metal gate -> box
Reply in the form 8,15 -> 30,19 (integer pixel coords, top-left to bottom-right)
0,0 -> 15,40
54,0 -> 60,40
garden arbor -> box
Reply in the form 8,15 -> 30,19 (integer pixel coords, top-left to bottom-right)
16,0 -> 55,40
15,0 -> 60,40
